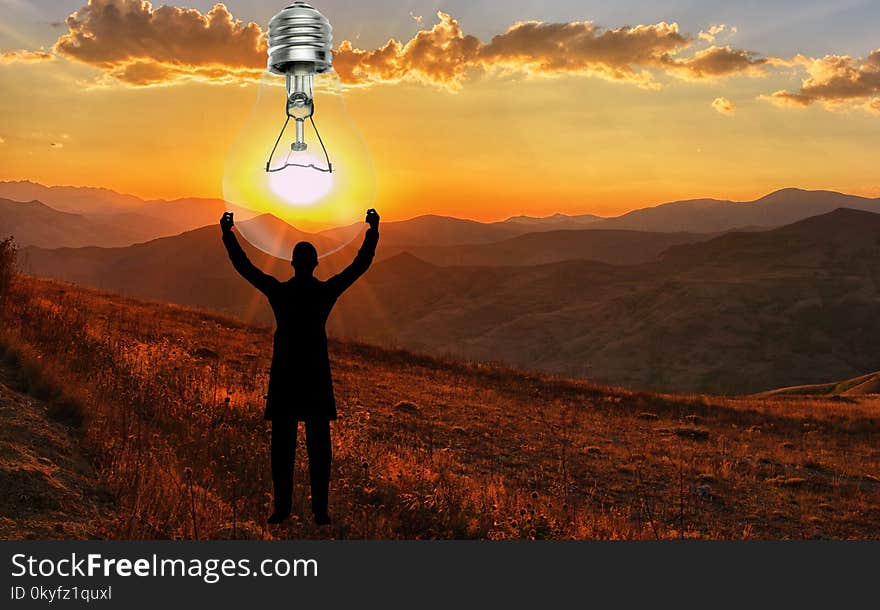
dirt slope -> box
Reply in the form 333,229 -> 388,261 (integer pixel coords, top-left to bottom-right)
0,366 -> 113,539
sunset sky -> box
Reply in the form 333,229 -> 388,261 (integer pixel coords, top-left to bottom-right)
1,0 -> 879,225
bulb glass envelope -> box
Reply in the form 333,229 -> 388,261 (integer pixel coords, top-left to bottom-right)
223,71 -> 374,257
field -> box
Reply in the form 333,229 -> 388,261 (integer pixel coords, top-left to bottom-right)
2,270 -> 880,539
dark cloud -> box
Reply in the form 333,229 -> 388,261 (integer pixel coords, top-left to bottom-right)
665,45 -> 767,79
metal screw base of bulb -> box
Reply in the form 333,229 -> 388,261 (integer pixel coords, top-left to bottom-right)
267,1 -> 333,76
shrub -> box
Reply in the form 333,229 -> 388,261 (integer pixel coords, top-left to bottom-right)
0,236 -> 16,298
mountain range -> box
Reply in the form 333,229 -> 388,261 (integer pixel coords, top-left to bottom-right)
4,181 -> 878,251
0,198 -> 163,248
16,196 -> 880,393
0,181 -> 245,247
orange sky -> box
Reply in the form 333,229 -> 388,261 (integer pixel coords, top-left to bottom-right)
1,4 -> 879,225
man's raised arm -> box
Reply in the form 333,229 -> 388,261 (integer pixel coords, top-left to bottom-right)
326,209 -> 380,298
220,212 -> 277,295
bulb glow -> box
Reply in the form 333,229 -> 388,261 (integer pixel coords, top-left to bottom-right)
223,75 -> 375,251
267,155 -> 334,205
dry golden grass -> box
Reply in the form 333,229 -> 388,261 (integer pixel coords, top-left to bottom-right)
2,274 -> 879,539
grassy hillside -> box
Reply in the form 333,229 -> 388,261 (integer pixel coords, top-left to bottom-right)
757,372 -> 880,398
2,275 -> 879,539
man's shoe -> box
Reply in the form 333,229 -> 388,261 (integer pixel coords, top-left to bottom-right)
267,511 -> 290,525
314,512 -> 332,526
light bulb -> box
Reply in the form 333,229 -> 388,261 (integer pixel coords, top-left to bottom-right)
223,1 -> 375,258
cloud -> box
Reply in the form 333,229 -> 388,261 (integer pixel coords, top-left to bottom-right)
50,142 -> 64,149
334,12 -> 481,88
0,136 -> 5,144
11,2 -> 772,90
337,14 -> 770,90
764,50 -> 880,113
0,49 -> 54,64
338,15 -> 770,90
711,97 -> 736,115
698,24 -> 727,43
52,0 -> 266,85
14,2 -> 872,118
763,90 -> 812,108
665,45 -> 768,79
479,19 -> 689,87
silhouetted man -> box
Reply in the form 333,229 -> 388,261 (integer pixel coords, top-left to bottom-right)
220,209 -> 380,525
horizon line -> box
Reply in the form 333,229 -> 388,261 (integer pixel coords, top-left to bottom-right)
1,178 -> 878,228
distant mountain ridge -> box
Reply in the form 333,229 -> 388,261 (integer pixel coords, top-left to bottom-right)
3,181 -> 879,249
0,180 -> 145,214
592,188 -> 880,232
0,198 -> 173,248
504,212 -> 604,227
0,182 -> 260,248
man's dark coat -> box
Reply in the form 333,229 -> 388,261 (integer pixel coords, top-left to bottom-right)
222,227 -> 379,420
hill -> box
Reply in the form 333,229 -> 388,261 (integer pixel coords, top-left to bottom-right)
376,228 -> 711,267
233,213 -> 344,257
592,188 -> 880,233
3,276 -> 879,539
0,180 -> 144,214
335,208 -> 880,394
342,188 -> 879,247
126,197 -> 249,237
17,222 -> 362,322
318,214 -> 530,247
0,182 -> 256,245
0,198 -> 169,247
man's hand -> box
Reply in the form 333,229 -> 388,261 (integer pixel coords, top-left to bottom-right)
220,212 -> 234,234
365,208 -> 380,231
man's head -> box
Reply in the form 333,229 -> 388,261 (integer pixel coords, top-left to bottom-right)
291,241 -> 318,276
